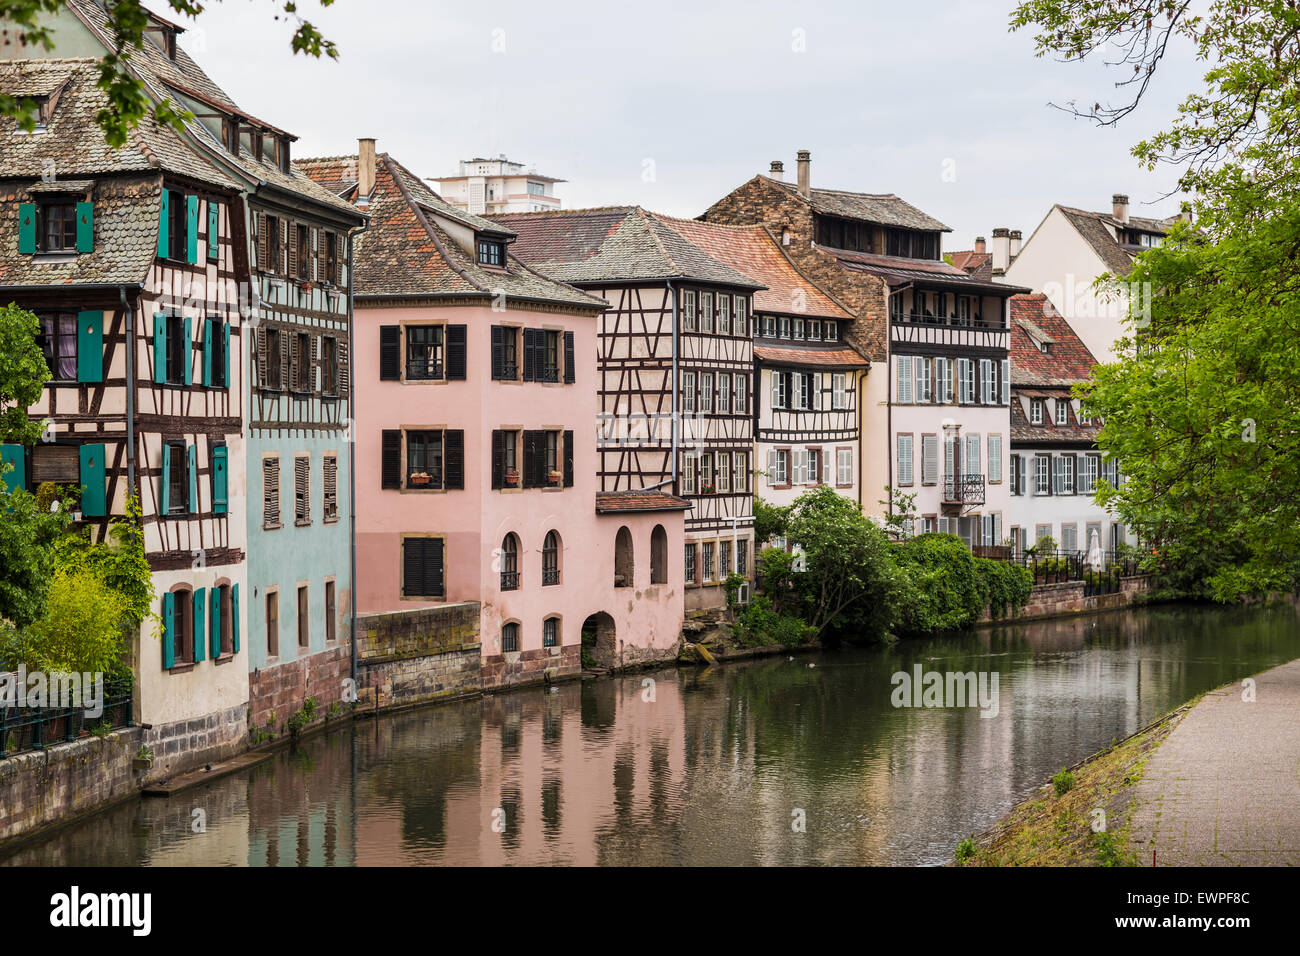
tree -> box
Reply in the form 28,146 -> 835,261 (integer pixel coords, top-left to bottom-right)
878,485 -> 919,540
1010,1 -> 1300,227
753,494 -> 790,547
0,0 -> 340,148
0,481 -> 71,628
0,303 -> 50,446
1081,210 -> 1300,599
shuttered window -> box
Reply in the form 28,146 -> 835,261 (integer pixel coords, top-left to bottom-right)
896,356 -> 912,403
379,325 -> 401,380
212,443 -> 228,514
1035,455 -> 1051,495
491,429 -> 519,489
381,430 -> 401,489
921,434 -> 938,485
294,455 -> 310,525
988,434 -> 1002,482
563,330 -> 575,383
321,335 -> 339,396
446,324 -> 467,380
263,456 -> 281,528
323,454 -> 338,522
915,357 -> 932,403
402,537 -> 445,598
897,434 -> 914,485
491,326 -> 519,380
682,290 -> 696,332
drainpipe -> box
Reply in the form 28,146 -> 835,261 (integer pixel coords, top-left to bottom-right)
637,279 -> 680,493
120,286 -> 136,495
346,216 -> 369,691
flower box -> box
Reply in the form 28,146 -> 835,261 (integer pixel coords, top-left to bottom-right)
504,471 -> 520,487
408,473 -> 433,487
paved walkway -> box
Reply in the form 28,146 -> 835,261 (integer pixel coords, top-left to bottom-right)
1129,658 -> 1300,866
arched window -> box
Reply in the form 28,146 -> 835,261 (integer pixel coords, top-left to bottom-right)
650,525 -> 667,584
500,533 -> 519,590
614,526 -> 634,588
543,616 -> 560,648
501,621 -> 520,653
542,531 -> 560,585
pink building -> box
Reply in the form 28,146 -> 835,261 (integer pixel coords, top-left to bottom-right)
300,142 -> 688,687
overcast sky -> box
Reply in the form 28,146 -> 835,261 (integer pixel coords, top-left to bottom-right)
175,0 -> 1204,250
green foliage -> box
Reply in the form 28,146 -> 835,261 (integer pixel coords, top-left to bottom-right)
50,491 -> 155,632
288,696 -> 318,738
0,1 -> 339,147
1092,829 -> 1137,867
0,303 -> 50,446
1052,768 -> 1075,796
16,567 -> 129,674
954,837 -> 977,864
734,594 -> 816,648
135,745 -> 153,762
878,485 -> 919,541
893,534 -> 986,634
752,495 -> 790,546
0,482 -> 71,629
977,557 -> 1033,620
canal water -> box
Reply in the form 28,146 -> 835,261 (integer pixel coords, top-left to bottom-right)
6,602 -> 1300,866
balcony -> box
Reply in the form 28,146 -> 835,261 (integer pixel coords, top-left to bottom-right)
891,313 -> 1008,351
942,473 -> 985,506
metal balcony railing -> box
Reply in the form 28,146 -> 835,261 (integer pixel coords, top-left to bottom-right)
942,473 -> 986,505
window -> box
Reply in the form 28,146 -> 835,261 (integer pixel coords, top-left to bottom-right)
502,622 -> 519,653
1034,455 -> 1051,495
323,580 -> 337,644
477,238 -> 505,266
824,321 -> 837,342
402,537 -> 445,598
407,325 -> 444,380
165,441 -> 187,516
544,431 -> 560,484
771,371 -> 788,410
219,583 -> 234,656
734,374 -> 747,414
685,542 -> 697,584
322,231 -> 338,285
165,314 -> 187,385
701,292 -> 714,333
897,434 -> 914,485
733,450 -> 747,493
1061,524 -> 1078,552
37,312 -> 78,381
769,449 -> 789,485
407,430 -> 444,487
261,212 -> 281,274
614,526 -> 634,587
38,202 -> 78,252
701,542 -> 715,582
1010,454 -> 1023,495
1001,359 -> 1010,405
717,295 -> 730,335
266,590 -> 279,658
921,434 -> 938,485
795,372 -> 813,410
1079,454 -> 1099,494
958,358 -> 975,404
683,290 -> 697,332
965,434 -> 981,474
321,336 -> 339,395
718,372 -> 731,413
651,525 -> 667,584
979,359 -> 994,404
701,372 -> 714,413
806,448 -> 821,485
540,329 -> 560,382
492,326 -> 519,380
297,585 -> 309,648
323,454 -> 338,522
543,531 -> 560,585
734,296 -> 748,336
915,357 -> 932,403
832,373 -> 848,410
988,434 -> 1002,482
294,455 -> 310,525
896,356 -> 912,403
837,447 -> 853,486
807,320 -> 821,341
717,451 -> 731,493
163,587 -> 193,667
265,327 -> 283,390
263,455 -> 281,528
737,540 -> 749,577
779,316 -> 791,339
938,358 -> 954,403
296,224 -> 311,281
682,452 -> 697,495
543,617 -> 559,648
1030,399 -> 1044,424
500,534 -> 520,590
1053,455 -> 1076,495
700,452 -> 713,492
1055,400 -> 1069,426
683,371 -> 698,414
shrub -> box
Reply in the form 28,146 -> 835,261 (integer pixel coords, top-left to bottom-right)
893,534 -> 985,634
19,567 -> 130,674
976,557 -> 1033,620
734,594 -> 816,648
1052,768 -> 1075,796
954,837 -> 977,863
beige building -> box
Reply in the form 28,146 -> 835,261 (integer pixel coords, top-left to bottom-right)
433,155 -> 564,215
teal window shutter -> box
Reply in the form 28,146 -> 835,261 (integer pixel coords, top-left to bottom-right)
193,588 -> 206,662
157,188 -> 170,258
209,588 -> 221,659
160,442 -> 171,515
187,443 -> 197,513
77,310 -> 103,382
231,583 -> 240,654
162,592 -> 175,669
207,201 -> 219,260
186,194 -> 199,264
222,321 -> 231,388
1,444 -> 25,494
182,315 -> 192,385
212,444 -> 228,513
153,312 -> 167,384
18,202 -> 36,254
76,201 -> 94,253
78,443 -> 106,516
202,317 -> 213,386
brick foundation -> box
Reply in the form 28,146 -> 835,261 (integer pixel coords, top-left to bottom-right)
248,643 -> 353,744
981,575 -> 1152,624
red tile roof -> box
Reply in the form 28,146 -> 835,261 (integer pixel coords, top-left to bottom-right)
595,491 -> 692,514
947,249 -> 993,280
1009,294 -> 1099,386
753,344 -> 868,368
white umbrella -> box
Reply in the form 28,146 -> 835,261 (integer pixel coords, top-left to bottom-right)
1086,528 -> 1104,571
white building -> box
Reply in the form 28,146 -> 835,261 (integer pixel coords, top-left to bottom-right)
433,155 -> 564,215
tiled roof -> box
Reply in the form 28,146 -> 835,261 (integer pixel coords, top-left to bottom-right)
1010,393 -> 1100,445
1054,204 -> 1175,278
829,247 -> 1027,295
595,491 -> 692,514
761,175 -> 951,232
947,249 -> 993,280
1009,294 -> 1099,386
490,207 -> 765,288
0,175 -> 161,288
648,214 -> 852,319
298,153 -> 605,309
753,344 -> 868,369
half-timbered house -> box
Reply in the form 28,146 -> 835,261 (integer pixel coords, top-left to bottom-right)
493,207 -> 762,610
301,144 -> 687,686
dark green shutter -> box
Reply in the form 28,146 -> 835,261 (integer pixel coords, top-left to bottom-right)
564,331 -> 575,383
162,592 -> 175,669
187,194 -> 200,264
231,583 -> 240,654
222,321 -> 231,388
153,312 -> 167,383
1,444 -> 25,494
193,588 -> 206,662
160,442 -> 171,515
446,325 -> 467,380
207,200 -> 219,260
77,310 -> 103,382
187,443 -> 197,513
444,430 -> 464,489
182,315 -> 192,385
563,430 -> 574,487
157,189 -> 170,258
79,443 -> 106,516
209,587 -> 221,659
381,430 -> 401,489
212,444 -> 228,514
75,201 -> 94,253
202,317 -> 213,386
18,202 -> 36,254
379,326 -> 400,380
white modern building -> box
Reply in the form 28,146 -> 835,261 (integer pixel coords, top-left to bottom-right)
432,155 -> 564,215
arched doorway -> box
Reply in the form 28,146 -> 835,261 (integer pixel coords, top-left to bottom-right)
581,611 -> 617,670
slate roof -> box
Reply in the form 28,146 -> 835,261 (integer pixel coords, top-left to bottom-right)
595,491 -> 692,514
1010,393 -> 1100,445
830,246 -> 1027,295
1009,294 -> 1099,387
1054,204 -> 1175,277
298,153 -> 605,309
753,344 -> 868,369
761,175 -> 951,232
490,207 -> 765,289
648,213 -> 852,320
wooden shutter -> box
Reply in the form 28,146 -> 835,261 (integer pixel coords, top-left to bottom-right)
157,189 -> 170,258
153,312 -> 167,384
564,331 -> 575,383
208,587 -> 220,659
309,334 -> 319,392
182,316 -> 193,385
193,588 -> 207,662
255,212 -> 267,271
491,326 -> 505,379
294,455 -> 309,522
212,444 -> 228,513
160,442 -> 172,515
491,430 -> 505,489
337,337 -> 349,397
522,328 -> 536,382
563,429 -> 574,487
161,592 -> 175,669
311,227 -> 320,282
379,325 -> 400,380
232,583 -> 241,654
222,320 -> 231,388
78,443 -> 106,516
277,218 -> 287,274
334,233 -> 344,285
256,327 -> 268,388
522,430 -> 542,488
76,201 -> 94,253
444,430 -> 464,489
187,443 -> 197,513
18,202 -> 36,254
263,456 -> 280,526
202,317 -> 213,386
186,194 -> 200,264
287,220 -> 299,278
207,200 -> 219,261
446,324 -> 467,380
381,429 -> 402,489
287,332 -> 300,391
76,310 -> 103,383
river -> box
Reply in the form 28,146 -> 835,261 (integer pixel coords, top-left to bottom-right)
5,601 -> 1300,866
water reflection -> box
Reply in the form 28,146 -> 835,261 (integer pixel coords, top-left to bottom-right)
5,602 -> 1300,866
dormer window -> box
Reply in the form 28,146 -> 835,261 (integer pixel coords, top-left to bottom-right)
39,202 -> 78,252
1038,340 -> 1050,353
274,137 -> 290,173
223,118 -> 240,156
477,237 -> 505,267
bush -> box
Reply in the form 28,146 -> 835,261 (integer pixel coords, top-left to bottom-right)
954,837 -> 977,864
976,557 -> 1033,620
1052,768 -> 1075,796
893,534 -> 985,634
19,568 -> 129,674
734,594 -> 816,648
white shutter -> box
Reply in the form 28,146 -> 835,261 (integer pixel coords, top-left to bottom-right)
897,356 -> 912,403
988,434 -> 1002,482
793,449 -> 805,485
766,450 -> 777,484
922,434 -> 938,484
955,359 -> 967,403
1001,359 -> 1010,404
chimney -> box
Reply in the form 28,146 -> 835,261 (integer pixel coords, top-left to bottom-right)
991,227 -> 1010,273
769,160 -> 784,182
1112,193 -> 1130,223
973,236 -> 986,255
358,138 -> 377,202
1009,229 -> 1023,261
796,150 -> 811,198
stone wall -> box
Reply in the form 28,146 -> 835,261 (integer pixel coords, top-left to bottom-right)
140,702 -> 247,782
482,644 -> 579,689
0,727 -> 142,843
248,642 -> 352,743
981,575 -> 1151,625
356,602 -> 481,708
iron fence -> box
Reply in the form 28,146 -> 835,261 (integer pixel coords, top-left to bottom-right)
994,549 -> 1143,586
0,675 -> 133,759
